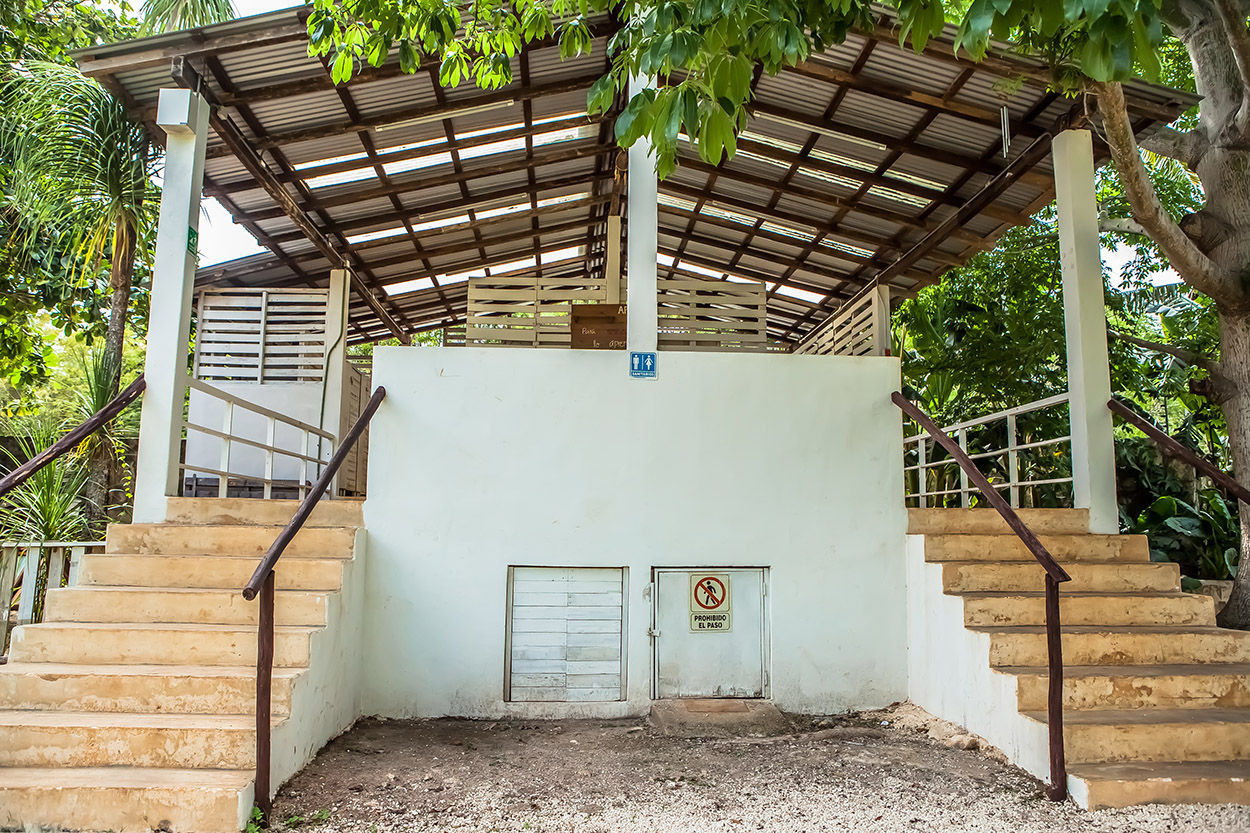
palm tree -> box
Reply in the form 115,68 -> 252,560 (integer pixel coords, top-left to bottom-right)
0,61 -> 156,528
141,0 -> 236,33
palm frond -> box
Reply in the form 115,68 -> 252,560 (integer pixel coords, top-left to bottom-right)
141,0 -> 236,33
0,417 -> 89,541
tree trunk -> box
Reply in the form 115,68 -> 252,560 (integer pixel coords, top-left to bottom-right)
83,221 -> 135,533
1217,308 -> 1250,627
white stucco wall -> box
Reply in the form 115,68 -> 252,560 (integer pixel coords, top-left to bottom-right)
362,347 -> 907,718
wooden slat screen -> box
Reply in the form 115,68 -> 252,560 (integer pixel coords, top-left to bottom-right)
465,275 -> 612,348
195,288 -> 331,383
793,285 -> 891,357
657,277 -> 768,352
337,363 -> 371,496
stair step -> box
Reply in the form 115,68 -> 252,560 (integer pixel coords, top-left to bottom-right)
80,553 -> 345,591
0,663 -> 298,715
0,710 -> 265,769
0,766 -> 253,833
1023,707 -> 1250,764
942,561 -> 1179,594
1069,760 -> 1250,810
978,625 -> 1250,667
1001,663 -> 1250,711
908,508 -> 1090,535
8,622 -> 315,667
961,591 -> 1214,627
165,496 -> 362,527
106,523 -> 356,557
922,534 -> 1149,564
44,586 -> 330,627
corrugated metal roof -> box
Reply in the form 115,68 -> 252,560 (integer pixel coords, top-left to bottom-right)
74,4 -> 1196,345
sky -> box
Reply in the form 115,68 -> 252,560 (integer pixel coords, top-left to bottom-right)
194,0 -> 1180,288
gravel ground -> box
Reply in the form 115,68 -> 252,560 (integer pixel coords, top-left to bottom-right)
271,703 -> 1250,833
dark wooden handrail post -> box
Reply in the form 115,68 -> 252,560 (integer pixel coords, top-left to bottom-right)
243,385 -> 385,820
255,570 -> 275,817
893,391 -> 1069,801
0,375 -> 146,499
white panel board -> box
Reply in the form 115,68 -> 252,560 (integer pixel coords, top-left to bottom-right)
507,567 -> 625,702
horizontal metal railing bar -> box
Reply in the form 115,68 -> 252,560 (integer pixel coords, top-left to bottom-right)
0,540 -> 104,548
185,378 -> 335,439
178,463 -> 313,487
914,477 -> 1074,497
182,422 -> 329,465
901,393 -> 1070,440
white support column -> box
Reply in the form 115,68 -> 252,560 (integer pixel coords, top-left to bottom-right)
1054,128 -> 1118,533
626,77 -> 658,353
133,88 -> 209,523
322,269 -> 351,493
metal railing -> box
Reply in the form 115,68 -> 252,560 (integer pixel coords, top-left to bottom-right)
182,377 -> 337,500
241,385 -> 385,818
1,540 -> 104,654
903,393 -> 1073,508
894,391 -> 1071,801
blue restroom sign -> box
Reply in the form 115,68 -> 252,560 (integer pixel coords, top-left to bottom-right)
630,351 -> 658,379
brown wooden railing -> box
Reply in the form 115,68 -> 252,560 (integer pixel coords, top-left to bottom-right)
241,385 -> 385,818
0,375 -> 146,499
1108,398 -> 1250,506
893,392 -> 1072,801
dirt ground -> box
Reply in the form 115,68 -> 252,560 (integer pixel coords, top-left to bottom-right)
272,703 -> 1250,833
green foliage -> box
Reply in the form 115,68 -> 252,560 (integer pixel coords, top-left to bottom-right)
140,0 -> 236,34
305,0 -> 1169,175
0,415 -> 89,541
244,806 -> 265,833
1126,489 -> 1239,581
0,0 -> 137,64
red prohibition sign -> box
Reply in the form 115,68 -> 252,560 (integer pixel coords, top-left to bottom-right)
694,577 -> 727,610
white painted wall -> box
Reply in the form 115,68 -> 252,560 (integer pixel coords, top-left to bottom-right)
362,347 -> 907,718
905,534 -> 1054,781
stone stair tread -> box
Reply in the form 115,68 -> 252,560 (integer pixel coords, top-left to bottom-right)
0,710 -> 261,729
0,765 -> 254,788
19,621 -> 316,634
970,624 -> 1237,634
999,662 -> 1250,677
0,662 -> 303,678
959,590 -> 1196,600
1022,707 -> 1250,725
1069,760 -> 1250,780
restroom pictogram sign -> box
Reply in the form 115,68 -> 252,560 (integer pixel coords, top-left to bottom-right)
690,574 -> 732,632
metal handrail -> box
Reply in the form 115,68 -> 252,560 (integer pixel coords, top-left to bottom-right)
893,391 -> 1071,801
241,385 -> 385,818
0,375 -> 146,499
1108,398 -> 1250,506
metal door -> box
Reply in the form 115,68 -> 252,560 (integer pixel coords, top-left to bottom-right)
653,568 -> 767,698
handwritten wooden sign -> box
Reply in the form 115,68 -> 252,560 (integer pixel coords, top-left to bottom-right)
571,304 -> 627,350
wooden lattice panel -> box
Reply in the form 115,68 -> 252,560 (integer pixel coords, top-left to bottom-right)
465,275 -> 613,348
793,286 -> 891,357
195,289 -> 330,383
657,277 -> 768,352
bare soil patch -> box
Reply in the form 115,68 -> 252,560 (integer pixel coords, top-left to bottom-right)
272,703 -> 1249,832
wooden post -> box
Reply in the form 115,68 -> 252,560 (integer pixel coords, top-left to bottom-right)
606,215 -> 622,305
870,284 -> 891,356
1044,574 -> 1068,800
1054,129 -> 1117,533
15,547 -> 38,626
255,569 -> 275,818
133,88 -> 209,523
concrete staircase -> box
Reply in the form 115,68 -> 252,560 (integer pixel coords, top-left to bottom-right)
908,507 -> 1250,809
0,497 -> 365,832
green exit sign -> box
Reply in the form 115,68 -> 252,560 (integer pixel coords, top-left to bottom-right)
187,227 -> 199,258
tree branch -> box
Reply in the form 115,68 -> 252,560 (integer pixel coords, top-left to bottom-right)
1099,216 -> 1149,236
1108,328 -> 1219,372
1109,328 -> 1238,398
1138,124 -> 1207,169
1096,82 -> 1233,305
1215,0 -> 1250,137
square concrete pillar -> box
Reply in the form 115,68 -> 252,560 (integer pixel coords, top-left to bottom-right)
626,77 -> 658,354
1054,129 -> 1118,533
133,89 -> 209,523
